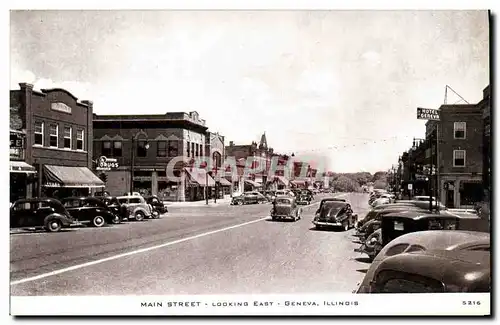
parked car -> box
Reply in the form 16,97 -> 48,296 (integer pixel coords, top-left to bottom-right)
61,197 -> 121,227
10,198 -> 77,232
356,230 -> 490,293
312,198 -> 357,231
395,199 -> 446,210
231,192 -> 267,205
144,195 -> 168,215
296,192 -> 311,205
357,203 -> 420,228
116,195 -> 153,221
99,196 -> 129,222
354,210 -> 460,261
93,191 -> 111,197
270,196 -> 302,221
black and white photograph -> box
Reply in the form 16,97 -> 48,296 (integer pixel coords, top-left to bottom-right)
7,4 -> 491,316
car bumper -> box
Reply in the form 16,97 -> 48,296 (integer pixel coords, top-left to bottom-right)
312,221 -> 342,227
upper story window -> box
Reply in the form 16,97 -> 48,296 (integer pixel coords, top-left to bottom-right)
168,140 -> 179,157
63,126 -> 72,149
191,142 -> 195,157
137,140 -> 148,157
49,124 -> 58,148
34,121 -> 44,146
454,122 -> 466,139
157,141 -> 167,157
195,143 -> 199,157
76,129 -> 84,151
453,150 -> 466,167
102,141 -> 112,157
213,152 -> 222,168
113,141 -> 122,157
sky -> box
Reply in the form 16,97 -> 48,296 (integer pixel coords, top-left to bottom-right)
10,10 -> 489,173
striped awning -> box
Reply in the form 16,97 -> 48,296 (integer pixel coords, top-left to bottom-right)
218,178 -> 232,186
185,168 -> 215,186
244,179 -> 262,188
43,165 -> 105,188
10,161 -> 36,174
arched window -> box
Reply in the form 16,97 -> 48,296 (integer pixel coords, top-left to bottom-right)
213,151 -> 222,168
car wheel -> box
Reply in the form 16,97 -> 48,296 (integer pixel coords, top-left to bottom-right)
152,210 -> 160,219
45,219 -> 62,232
237,201 -> 243,206
92,216 -> 106,227
135,211 -> 145,221
272,216 -> 277,221
110,214 -> 121,225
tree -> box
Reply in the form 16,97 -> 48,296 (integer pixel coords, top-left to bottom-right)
331,175 -> 361,192
373,180 -> 387,189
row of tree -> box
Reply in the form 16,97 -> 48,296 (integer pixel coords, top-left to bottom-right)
328,171 -> 388,192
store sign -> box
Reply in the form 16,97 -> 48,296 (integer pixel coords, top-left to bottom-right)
96,156 -> 119,171
417,107 -> 440,121
51,102 -> 72,114
10,133 -> 24,148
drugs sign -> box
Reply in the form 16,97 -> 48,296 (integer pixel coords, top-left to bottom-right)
96,156 -> 119,171
417,107 -> 440,121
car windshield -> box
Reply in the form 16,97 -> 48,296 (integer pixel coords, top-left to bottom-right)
276,199 -> 291,204
321,202 -> 344,214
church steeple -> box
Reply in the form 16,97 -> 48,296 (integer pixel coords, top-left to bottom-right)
259,132 -> 268,150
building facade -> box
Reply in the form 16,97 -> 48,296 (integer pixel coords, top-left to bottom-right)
93,111 -> 212,201
426,104 -> 483,208
479,85 -> 491,203
205,131 -> 231,198
10,83 -> 103,201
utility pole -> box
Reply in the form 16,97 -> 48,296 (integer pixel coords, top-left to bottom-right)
130,138 -> 134,194
206,171 -> 209,205
428,133 -> 433,212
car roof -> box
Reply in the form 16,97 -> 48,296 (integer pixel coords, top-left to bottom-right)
382,210 -> 458,220
379,230 -> 490,254
13,198 -> 62,204
117,195 -> 144,199
61,196 -> 100,201
375,249 -> 490,289
373,203 -> 417,210
275,195 -> 292,200
321,198 -> 347,203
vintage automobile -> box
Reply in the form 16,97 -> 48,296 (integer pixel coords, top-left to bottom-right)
354,210 -> 460,261
116,195 -> 153,221
296,192 -> 311,205
356,203 -> 420,228
270,196 -> 302,221
10,198 -> 78,232
312,198 -> 357,231
144,195 -> 168,215
395,199 -> 447,211
61,197 -> 121,227
100,196 -> 129,222
231,191 -> 267,205
356,230 -> 490,293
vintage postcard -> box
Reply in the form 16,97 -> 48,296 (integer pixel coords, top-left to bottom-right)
8,7 -> 491,316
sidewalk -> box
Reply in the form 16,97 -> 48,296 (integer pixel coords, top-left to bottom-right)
165,197 -> 233,207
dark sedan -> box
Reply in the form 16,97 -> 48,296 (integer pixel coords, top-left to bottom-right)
61,197 -> 121,227
10,198 -> 77,232
312,199 -> 358,231
231,192 -> 268,205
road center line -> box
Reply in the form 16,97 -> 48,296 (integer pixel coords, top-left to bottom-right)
10,216 -> 269,286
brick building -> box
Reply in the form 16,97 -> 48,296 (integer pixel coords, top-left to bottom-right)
479,85 -> 491,202
92,111 -> 213,201
9,83 -> 103,202
426,103 -> 483,208
205,131 -> 231,198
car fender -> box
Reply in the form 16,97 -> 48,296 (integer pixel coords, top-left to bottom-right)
132,206 -> 150,216
44,213 -> 71,225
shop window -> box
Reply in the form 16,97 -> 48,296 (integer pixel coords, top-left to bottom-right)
76,129 -> 84,151
213,151 -> 222,168
157,141 -> 167,157
34,121 -> 44,146
113,141 -> 122,157
102,141 -> 112,157
49,124 -> 58,147
454,122 -> 466,139
195,143 -> 199,157
137,140 -> 148,157
453,150 -> 466,167
63,126 -> 72,149
168,140 -> 178,157
187,141 -> 190,157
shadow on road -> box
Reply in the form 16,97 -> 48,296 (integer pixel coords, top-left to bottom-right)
352,240 -> 364,244
265,218 -> 300,223
355,257 -> 372,264
308,226 -> 345,232
10,228 -> 78,235
356,269 -> 368,274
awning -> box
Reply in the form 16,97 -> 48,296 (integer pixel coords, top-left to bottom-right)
10,161 -> 36,174
43,165 -> 105,188
244,179 -> 262,188
217,178 -> 232,186
275,176 -> 290,186
185,168 -> 216,186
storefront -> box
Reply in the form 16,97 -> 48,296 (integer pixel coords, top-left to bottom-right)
41,165 -> 105,199
10,161 -> 37,202
244,179 -> 261,192
185,167 -> 216,201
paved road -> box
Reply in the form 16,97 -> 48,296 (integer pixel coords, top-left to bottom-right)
10,192 -> 371,295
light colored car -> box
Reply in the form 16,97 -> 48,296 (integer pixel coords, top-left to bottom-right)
116,195 -> 152,221
275,190 -> 295,197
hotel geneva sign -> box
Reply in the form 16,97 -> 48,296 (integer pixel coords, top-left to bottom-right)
51,102 -> 72,114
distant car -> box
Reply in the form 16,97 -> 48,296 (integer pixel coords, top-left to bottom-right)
93,191 -> 111,197
61,197 -> 121,227
396,199 -> 447,210
99,196 -> 129,222
276,190 -> 295,197
312,199 -> 357,231
231,192 -> 267,205
356,230 -> 490,293
10,198 -> 77,232
296,192 -> 311,205
144,195 -> 168,215
116,195 -> 153,221
270,196 -> 302,221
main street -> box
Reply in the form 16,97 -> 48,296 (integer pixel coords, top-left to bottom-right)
10,193 -> 371,296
